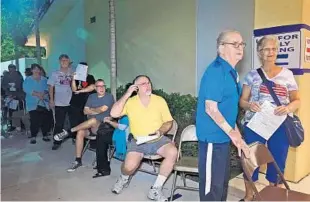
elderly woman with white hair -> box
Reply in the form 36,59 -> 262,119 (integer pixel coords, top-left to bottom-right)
239,35 -> 301,201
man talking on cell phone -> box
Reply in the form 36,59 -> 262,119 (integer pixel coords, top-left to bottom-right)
110,75 -> 177,201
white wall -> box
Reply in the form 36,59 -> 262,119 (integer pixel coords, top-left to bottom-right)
196,0 -> 255,93
41,0 -> 86,76
84,0 -> 196,94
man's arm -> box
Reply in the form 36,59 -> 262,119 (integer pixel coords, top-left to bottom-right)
83,105 -> 109,115
205,100 -> 249,157
48,85 -> 54,107
205,100 -> 234,135
110,85 -> 137,118
83,107 -> 98,115
47,73 -> 55,107
92,105 -> 108,113
157,121 -> 173,135
75,84 -> 95,94
104,118 -> 119,128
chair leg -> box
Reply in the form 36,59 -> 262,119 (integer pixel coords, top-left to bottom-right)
82,140 -> 90,157
150,160 -> 157,173
169,170 -> 178,201
108,146 -> 115,162
181,172 -> 187,187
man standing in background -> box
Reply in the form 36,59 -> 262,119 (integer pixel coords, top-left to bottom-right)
48,54 -> 73,150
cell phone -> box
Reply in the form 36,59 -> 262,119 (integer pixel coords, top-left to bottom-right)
131,86 -> 138,96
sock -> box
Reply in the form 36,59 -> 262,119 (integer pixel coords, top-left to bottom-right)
153,175 -> 167,188
75,157 -> 82,163
121,174 -> 129,181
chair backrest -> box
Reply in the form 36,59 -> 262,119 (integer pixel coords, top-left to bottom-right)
241,142 -> 290,199
167,120 -> 178,142
177,125 -> 197,159
242,142 -> 274,177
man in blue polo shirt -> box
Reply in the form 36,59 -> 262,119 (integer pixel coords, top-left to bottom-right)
196,30 -> 249,201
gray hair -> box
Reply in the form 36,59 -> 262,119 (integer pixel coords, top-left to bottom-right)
256,35 -> 279,52
216,30 -> 241,49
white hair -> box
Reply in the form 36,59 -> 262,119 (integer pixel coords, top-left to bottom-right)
216,30 -> 241,49
256,35 -> 279,52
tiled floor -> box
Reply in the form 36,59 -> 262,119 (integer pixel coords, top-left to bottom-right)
1,134 -> 309,201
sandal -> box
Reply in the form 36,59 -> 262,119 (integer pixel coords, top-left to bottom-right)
239,195 -> 255,201
92,170 -> 111,178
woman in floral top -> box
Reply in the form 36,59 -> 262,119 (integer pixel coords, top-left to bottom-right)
239,35 -> 301,201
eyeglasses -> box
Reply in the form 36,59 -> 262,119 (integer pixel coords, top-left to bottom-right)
221,42 -> 246,49
260,48 -> 278,53
96,85 -> 106,88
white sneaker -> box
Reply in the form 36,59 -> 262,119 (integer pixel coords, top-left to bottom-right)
112,176 -> 129,194
54,129 -> 69,141
147,187 -> 168,201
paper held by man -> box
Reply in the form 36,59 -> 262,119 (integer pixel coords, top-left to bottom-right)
247,101 -> 287,140
136,134 -> 161,145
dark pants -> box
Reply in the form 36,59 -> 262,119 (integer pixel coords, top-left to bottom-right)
198,141 -> 230,201
53,106 -> 71,145
29,109 -> 51,137
96,123 -> 114,172
69,106 -> 86,138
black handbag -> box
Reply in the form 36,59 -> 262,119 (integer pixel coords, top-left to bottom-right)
36,99 -> 49,113
257,68 -> 304,148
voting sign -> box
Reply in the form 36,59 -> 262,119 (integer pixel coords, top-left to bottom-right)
253,31 -> 301,69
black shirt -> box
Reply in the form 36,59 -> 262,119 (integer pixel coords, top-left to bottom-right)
70,74 -> 96,109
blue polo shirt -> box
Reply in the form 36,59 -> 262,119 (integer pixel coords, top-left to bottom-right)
196,56 -> 241,143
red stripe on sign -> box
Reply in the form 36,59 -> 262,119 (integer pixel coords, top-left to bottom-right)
307,48 -> 310,52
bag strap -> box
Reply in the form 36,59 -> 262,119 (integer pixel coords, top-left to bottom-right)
256,68 -> 281,106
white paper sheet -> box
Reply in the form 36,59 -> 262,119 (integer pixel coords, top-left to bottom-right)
74,64 -> 88,81
136,134 -> 160,145
247,101 -> 287,140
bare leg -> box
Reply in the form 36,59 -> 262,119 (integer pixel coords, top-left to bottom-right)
243,180 -> 254,201
121,152 -> 143,175
71,118 -> 99,133
76,129 -> 88,158
156,143 -> 178,177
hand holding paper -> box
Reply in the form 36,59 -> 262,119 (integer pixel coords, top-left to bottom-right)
247,101 -> 287,140
74,64 -> 88,81
136,133 -> 161,145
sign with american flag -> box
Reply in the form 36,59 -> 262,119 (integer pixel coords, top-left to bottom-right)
253,31 -> 301,69
305,37 -> 310,63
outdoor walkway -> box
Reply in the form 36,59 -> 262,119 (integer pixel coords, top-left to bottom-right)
1,134 -> 310,201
